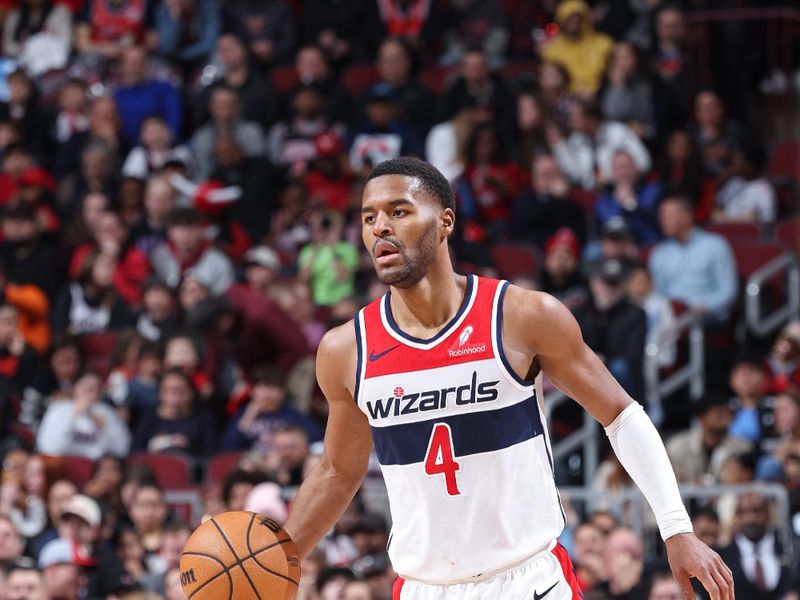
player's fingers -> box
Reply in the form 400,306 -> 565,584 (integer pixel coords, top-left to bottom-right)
696,566 -> 722,600
714,558 -> 735,600
676,572 -> 695,600
708,566 -> 730,600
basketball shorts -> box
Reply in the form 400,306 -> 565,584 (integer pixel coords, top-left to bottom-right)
392,542 -> 582,600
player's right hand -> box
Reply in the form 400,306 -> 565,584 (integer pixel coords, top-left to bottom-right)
665,532 -> 734,600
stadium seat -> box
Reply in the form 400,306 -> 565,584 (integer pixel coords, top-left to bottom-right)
342,64 -> 380,97
419,65 -> 455,96
128,453 -> 192,489
706,222 -> 762,244
491,244 -> 539,280
207,452 -> 243,484
59,455 -> 95,489
638,245 -> 654,264
768,140 -> 800,183
569,189 -> 600,213
78,332 -> 118,377
775,217 -> 800,255
732,241 -> 789,280
270,65 -> 300,95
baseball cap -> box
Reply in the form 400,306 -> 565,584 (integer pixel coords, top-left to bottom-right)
352,552 -> 391,578
602,216 -> 633,240
544,227 -> 580,261
62,494 -> 102,528
588,257 -> 628,285
314,131 -> 344,157
244,246 -> 280,272
39,539 -> 75,569
365,83 -> 398,103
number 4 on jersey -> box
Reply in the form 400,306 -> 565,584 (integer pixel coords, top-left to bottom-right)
424,423 -> 461,496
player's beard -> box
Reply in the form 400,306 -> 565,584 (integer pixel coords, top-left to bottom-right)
375,222 -> 439,289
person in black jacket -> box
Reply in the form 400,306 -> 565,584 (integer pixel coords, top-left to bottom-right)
509,153 -> 586,249
574,256 -> 646,401
707,492 -> 793,600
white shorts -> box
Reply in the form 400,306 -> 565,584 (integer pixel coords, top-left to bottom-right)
392,542 -> 582,600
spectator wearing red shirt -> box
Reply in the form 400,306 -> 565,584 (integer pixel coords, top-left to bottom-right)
764,321 -> 800,395
75,0 -> 155,61
304,131 -> 351,212
69,210 -> 150,307
456,122 -> 524,240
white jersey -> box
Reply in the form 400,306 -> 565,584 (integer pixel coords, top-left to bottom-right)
354,275 -> 565,584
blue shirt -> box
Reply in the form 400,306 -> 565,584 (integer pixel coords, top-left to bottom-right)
113,80 -> 182,144
595,181 -> 663,244
649,228 -> 738,320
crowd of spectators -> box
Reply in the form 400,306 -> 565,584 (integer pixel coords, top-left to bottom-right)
0,0 -> 796,599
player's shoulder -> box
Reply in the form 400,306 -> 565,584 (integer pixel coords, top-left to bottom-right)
502,285 -> 568,322
317,319 -> 358,364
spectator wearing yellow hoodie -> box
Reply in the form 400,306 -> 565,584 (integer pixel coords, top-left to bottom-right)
543,0 -> 613,97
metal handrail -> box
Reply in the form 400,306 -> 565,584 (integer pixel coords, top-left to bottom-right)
745,251 -> 800,337
544,388 -> 600,484
560,482 -> 795,562
644,311 -> 705,427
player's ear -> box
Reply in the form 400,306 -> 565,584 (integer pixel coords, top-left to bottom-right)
441,208 -> 455,239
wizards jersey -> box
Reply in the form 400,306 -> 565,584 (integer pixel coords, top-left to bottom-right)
353,275 -> 565,583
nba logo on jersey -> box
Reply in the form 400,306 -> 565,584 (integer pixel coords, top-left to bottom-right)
353,275 -> 566,583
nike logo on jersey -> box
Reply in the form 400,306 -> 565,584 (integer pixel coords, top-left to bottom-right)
369,345 -> 400,361
533,581 -> 558,600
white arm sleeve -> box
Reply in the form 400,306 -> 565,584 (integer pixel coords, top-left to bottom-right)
605,402 -> 693,540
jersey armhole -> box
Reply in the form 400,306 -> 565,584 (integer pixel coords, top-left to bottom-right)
353,310 -> 366,405
492,280 -> 535,389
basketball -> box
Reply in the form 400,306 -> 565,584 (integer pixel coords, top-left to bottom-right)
180,511 -> 301,600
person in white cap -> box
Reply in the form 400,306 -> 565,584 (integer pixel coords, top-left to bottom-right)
50,494 -> 130,599
38,538 -> 80,600
242,245 -> 281,296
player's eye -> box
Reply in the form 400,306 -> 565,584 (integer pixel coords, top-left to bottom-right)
363,215 -> 375,224
392,209 -> 406,217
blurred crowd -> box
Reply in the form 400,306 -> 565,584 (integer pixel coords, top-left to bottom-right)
0,0 -> 796,599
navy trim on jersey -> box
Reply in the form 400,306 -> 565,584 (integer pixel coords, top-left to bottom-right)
371,394 -> 543,466
354,312 -> 363,404
384,274 -> 474,345
496,281 -> 535,386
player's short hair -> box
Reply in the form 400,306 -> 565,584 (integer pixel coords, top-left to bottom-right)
366,157 -> 456,212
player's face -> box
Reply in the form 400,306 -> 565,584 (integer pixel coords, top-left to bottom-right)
361,175 -> 451,289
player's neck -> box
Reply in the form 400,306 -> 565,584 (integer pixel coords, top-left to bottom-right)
389,263 -> 467,335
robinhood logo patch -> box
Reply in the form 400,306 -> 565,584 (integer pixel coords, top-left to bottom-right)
449,324 -> 485,357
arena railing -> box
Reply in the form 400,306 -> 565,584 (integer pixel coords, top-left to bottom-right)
644,310 -> 705,428
560,482 -> 796,562
745,250 -> 800,337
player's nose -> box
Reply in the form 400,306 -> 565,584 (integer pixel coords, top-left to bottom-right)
372,211 -> 393,237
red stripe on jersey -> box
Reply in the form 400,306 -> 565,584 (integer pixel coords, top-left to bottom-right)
551,542 -> 584,599
392,576 -> 406,600
362,276 -> 502,378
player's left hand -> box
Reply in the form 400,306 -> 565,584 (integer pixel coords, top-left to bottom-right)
665,532 -> 734,600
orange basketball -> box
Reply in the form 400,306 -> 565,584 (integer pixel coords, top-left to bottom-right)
180,511 -> 301,600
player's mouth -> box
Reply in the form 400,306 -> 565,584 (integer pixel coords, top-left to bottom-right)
374,240 -> 400,266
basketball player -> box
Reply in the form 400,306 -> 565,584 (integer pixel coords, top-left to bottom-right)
284,158 -> 733,600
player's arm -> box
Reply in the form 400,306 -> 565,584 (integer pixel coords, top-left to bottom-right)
283,322 -> 373,558
504,287 -> 733,600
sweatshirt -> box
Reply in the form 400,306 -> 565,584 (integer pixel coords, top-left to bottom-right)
36,400 -> 131,459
